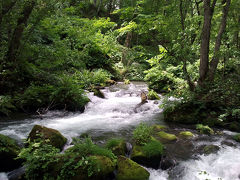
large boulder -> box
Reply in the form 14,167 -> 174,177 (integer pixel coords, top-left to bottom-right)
131,140 -> 164,169
116,156 -> 150,180
28,125 -> 67,150
0,134 -> 23,172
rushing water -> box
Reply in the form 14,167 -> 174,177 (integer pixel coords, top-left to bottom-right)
0,82 -> 240,180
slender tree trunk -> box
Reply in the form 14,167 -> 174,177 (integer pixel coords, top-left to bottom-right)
122,32 -> 132,66
179,0 -> 195,91
6,0 -> 35,63
198,0 -> 216,85
208,0 -> 231,80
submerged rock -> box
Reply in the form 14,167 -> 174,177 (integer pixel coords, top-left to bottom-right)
93,89 -> 105,98
160,156 -> 176,170
179,131 -> 194,139
0,134 -> 23,172
28,125 -> 67,150
116,156 -> 150,180
203,145 -> 220,155
157,131 -> 177,142
8,166 -> 26,180
196,124 -> 214,135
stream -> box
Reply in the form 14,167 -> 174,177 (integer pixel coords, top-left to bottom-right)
0,82 -> 240,180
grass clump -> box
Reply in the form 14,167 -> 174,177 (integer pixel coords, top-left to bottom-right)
142,140 -> 164,158
147,90 -> 160,100
106,138 -> 123,149
133,123 -> 152,145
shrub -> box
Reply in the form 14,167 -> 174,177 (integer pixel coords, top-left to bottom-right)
0,96 -> 16,116
133,123 -> 152,145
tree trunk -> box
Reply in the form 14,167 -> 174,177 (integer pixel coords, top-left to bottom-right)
208,0 -> 231,80
122,32 -> 132,66
198,0 -> 216,85
6,0 -> 35,63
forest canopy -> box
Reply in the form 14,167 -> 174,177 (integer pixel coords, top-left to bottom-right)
0,0 -> 239,126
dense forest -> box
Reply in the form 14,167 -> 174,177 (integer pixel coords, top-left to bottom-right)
0,0 -> 240,179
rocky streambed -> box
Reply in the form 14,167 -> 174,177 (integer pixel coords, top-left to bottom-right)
0,82 -> 240,180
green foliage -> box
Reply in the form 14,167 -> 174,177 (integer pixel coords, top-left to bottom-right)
142,140 -> 164,158
68,138 -> 116,161
0,96 -> 16,116
147,90 -> 160,100
105,138 -> 124,149
133,123 -> 152,145
124,79 -> 130,85
18,140 -> 60,180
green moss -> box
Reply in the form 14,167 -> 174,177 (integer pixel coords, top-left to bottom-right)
124,79 -> 130,85
196,124 -> 214,135
233,134 -> 240,142
28,125 -> 67,150
116,156 -> 150,180
157,131 -> 177,141
133,123 -> 152,145
130,140 -> 164,169
142,140 -> 164,158
105,138 -> 126,156
147,90 -> 160,100
179,131 -> 194,138
0,134 -> 22,171
151,124 -> 166,132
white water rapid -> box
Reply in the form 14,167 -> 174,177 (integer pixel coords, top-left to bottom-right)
0,82 -> 240,180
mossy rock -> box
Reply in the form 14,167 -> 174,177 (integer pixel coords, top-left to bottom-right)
106,80 -> 116,86
28,125 -> 67,150
157,131 -> 177,142
147,90 -> 160,100
131,140 -> 164,169
105,138 -> 127,156
116,156 -> 150,180
93,89 -> 105,98
72,156 -> 116,180
203,145 -> 220,155
152,125 -> 166,132
233,134 -> 240,142
196,124 -> 214,135
0,134 -> 23,172
179,131 -> 194,138
124,79 -> 130,85
229,122 -> 240,132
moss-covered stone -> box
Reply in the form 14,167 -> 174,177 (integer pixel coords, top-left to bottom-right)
131,140 -> 164,169
179,131 -> 194,138
93,89 -> 105,98
72,156 -> 116,180
233,134 -> 240,142
105,138 -> 127,156
151,124 -> 166,132
116,156 -> 150,180
229,122 -> 240,132
124,79 -> 130,85
203,145 -> 220,155
147,90 -> 160,100
157,131 -> 177,142
196,124 -> 214,135
0,134 -> 23,172
106,80 -> 116,86
28,125 -> 67,150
